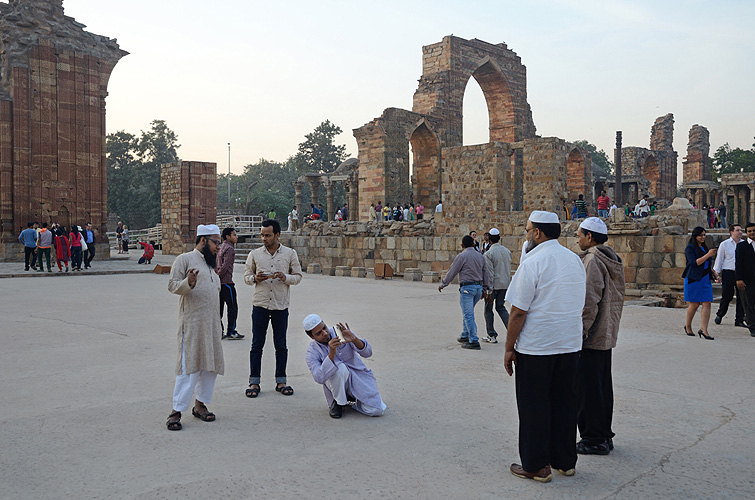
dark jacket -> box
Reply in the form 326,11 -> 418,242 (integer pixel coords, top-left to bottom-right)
735,240 -> 755,287
682,243 -> 712,283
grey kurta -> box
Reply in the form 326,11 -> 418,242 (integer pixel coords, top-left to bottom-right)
168,249 -> 225,376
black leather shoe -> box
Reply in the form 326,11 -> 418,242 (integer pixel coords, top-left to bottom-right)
576,441 -> 610,455
735,321 -> 747,328
329,400 -> 343,419
457,336 -> 469,344
714,315 -> 722,325
461,342 -> 481,350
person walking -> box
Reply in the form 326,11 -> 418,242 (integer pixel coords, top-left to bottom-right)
482,228 -> 511,344
83,223 -> 96,268
438,234 -> 489,350
718,201 -> 727,228
53,226 -> 70,272
575,217 -> 625,455
216,227 -> 244,341
18,222 -> 38,271
165,224 -> 225,431
243,219 -> 303,398
36,223 -> 53,272
735,222 -> 755,338
121,225 -> 130,253
596,191 -> 610,218
504,211 -> 586,482
69,225 -> 84,271
713,224 -> 746,327
682,226 -> 718,340
291,206 -> 299,231
575,194 -> 587,219
368,203 -> 377,222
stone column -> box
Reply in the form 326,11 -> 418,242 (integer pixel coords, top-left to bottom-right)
722,190 -> 728,224
749,185 -> 755,224
293,181 -> 304,213
307,177 -> 320,207
325,180 -> 334,222
733,187 -> 740,225
346,177 -> 359,221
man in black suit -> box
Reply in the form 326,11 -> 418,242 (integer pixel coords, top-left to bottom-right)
734,222 -> 755,337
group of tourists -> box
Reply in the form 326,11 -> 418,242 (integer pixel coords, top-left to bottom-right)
165,219 -> 386,430
18,221 -> 97,272
440,211 -> 625,481
367,200 -> 425,222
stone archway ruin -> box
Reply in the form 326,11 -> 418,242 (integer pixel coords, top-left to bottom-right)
409,121 -> 440,210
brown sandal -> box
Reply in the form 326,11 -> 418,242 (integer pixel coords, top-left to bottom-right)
191,402 -> 216,422
166,410 -> 182,431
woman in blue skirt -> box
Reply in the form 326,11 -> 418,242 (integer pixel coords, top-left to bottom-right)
682,226 -> 719,339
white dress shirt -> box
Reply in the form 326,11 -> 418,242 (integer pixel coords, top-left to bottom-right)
505,239 -> 586,355
713,237 -> 738,273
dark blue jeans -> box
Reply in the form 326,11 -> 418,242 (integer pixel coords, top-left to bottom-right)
249,306 -> 288,385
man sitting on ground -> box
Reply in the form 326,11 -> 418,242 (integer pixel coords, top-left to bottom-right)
303,314 -> 386,419
138,240 -> 155,264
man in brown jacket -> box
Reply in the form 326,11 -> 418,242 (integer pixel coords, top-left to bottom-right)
575,217 -> 625,455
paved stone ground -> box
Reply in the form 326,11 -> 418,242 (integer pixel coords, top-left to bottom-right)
0,249 -> 175,278
1,264 -> 753,499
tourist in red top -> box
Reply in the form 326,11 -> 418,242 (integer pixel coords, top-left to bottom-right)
69,225 -> 83,271
138,240 -> 155,264
597,191 -> 610,218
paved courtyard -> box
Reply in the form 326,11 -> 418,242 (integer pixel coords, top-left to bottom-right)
1,263 -> 753,499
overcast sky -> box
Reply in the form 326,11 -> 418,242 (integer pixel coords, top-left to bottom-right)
57,0 -> 755,180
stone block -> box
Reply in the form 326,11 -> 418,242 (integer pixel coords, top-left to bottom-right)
422,271 -> 440,283
366,267 -> 375,279
322,267 -> 336,276
335,266 -> 350,277
351,267 -> 366,278
387,237 -> 396,249
306,263 -> 322,274
403,268 -> 422,281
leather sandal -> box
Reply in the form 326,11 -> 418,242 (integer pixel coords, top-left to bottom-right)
275,384 -> 294,396
166,410 -> 182,431
245,384 -> 260,398
191,402 -> 215,422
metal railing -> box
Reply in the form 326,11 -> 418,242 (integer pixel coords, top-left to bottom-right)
216,215 -> 263,236
107,224 -> 162,250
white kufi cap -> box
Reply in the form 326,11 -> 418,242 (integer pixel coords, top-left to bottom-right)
196,224 -> 220,236
489,228 -> 500,236
579,217 -> 608,235
528,211 -> 560,224
303,313 -> 323,332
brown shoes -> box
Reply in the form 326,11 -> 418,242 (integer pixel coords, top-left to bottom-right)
510,463 -> 553,483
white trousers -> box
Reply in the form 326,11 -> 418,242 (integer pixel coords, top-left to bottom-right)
172,336 -> 218,412
325,363 -> 386,417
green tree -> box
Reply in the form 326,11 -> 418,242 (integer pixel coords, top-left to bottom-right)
293,120 -> 349,174
712,138 -> 755,181
238,158 -> 298,220
106,120 -> 181,228
573,140 -> 614,175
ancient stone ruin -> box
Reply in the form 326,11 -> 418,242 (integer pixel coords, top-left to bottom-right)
0,0 -> 127,259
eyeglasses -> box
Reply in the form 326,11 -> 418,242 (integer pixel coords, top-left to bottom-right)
207,238 -> 222,246
524,227 -> 534,235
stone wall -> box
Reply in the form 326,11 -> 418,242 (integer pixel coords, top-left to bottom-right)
683,124 -> 712,184
522,138 -> 570,212
161,161 -> 217,255
0,0 -> 126,260
293,208 -> 711,291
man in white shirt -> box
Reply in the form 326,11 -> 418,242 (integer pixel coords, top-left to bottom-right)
504,211 -> 586,482
291,206 -> 299,231
638,195 -> 650,217
714,224 -> 745,327
435,199 -> 443,212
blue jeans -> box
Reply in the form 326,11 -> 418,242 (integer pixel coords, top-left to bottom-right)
598,209 -> 608,218
459,284 -> 483,344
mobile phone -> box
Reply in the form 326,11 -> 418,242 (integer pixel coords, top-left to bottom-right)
334,325 -> 346,342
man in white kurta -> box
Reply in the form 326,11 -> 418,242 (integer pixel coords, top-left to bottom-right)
166,225 -> 225,431
504,211 -> 586,482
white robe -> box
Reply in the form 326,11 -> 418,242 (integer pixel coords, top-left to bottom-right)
168,249 -> 225,375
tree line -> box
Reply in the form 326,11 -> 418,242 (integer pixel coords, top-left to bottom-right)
106,120 -> 349,229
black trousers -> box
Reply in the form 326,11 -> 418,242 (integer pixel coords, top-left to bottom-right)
249,306 -> 288,384
24,247 -> 37,270
716,269 -> 744,323
577,349 -> 615,445
219,283 -> 239,335
84,244 -> 95,267
740,287 -> 755,335
515,351 -> 579,472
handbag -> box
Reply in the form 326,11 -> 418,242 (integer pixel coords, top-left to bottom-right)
80,235 -> 88,252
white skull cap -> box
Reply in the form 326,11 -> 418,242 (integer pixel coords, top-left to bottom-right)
303,313 -> 323,332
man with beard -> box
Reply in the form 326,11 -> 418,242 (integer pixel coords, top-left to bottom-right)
303,314 -> 386,418
504,211 -> 586,482
244,219 -> 302,398
165,224 -> 225,431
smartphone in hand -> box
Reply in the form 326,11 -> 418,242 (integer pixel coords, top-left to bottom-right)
334,325 -> 346,342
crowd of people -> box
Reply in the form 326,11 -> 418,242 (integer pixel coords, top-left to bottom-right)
18,221 -> 97,272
